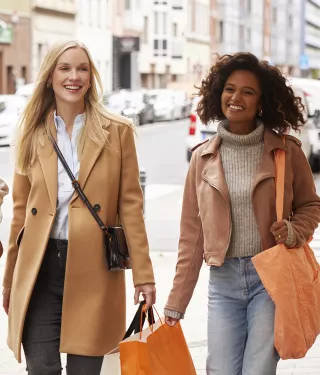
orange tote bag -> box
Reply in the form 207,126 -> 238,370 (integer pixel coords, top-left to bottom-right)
119,307 -> 197,375
252,141 -> 320,359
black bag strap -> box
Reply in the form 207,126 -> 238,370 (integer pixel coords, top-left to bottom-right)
48,131 -> 111,237
123,301 -> 155,340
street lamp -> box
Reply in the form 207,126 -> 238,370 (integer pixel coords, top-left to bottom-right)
11,10 -> 20,92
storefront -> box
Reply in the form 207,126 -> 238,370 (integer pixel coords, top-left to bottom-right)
0,13 -> 31,94
112,36 -> 140,91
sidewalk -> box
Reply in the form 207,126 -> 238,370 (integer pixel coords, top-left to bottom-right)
1,251 -> 320,374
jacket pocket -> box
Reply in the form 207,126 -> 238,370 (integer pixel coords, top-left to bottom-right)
16,226 -> 25,248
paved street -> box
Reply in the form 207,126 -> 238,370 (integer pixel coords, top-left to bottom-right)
0,119 -> 320,374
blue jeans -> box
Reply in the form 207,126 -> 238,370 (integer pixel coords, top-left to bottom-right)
207,257 -> 279,375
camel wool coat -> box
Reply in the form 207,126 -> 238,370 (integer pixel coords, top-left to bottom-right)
2,111 -> 155,362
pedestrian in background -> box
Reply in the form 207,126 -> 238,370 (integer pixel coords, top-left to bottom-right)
164,52 -> 320,375
1,40 -> 155,375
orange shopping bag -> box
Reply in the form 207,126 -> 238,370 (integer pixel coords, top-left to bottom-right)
119,306 -> 197,375
252,140 -> 320,359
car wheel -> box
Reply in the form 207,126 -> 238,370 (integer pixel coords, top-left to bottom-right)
138,114 -> 144,125
309,152 -> 320,173
187,149 -> 192,162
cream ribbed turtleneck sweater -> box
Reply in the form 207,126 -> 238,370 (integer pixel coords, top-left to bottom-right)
218,121 -> 264,258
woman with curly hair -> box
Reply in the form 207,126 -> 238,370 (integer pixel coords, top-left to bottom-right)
164,52 -> 320,374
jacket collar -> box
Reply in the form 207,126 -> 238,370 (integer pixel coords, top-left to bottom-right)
201,127 -> 287,157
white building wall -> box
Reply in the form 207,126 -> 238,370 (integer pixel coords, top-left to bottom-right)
31,0 -> 76,81
76,0 -> 113,93
185,0 -> 211,92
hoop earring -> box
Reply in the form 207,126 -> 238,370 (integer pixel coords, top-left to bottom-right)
47,82 -> 52,88
258,109 -> 263,117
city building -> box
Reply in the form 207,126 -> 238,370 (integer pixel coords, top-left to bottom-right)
183,0 -> 212,94
0,1 -> 32,94
30,0 -> 76,81
76,0 -> 113,93
302,0 -> 320,78
112,0 -> 188,91
269,0 -> 301,76
212,0 -> 301,76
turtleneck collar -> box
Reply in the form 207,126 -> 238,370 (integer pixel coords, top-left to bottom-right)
217,119 -> 264,148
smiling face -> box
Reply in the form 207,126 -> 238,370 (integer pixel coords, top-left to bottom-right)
221,69 -> 262,128
50,47 -> 91,109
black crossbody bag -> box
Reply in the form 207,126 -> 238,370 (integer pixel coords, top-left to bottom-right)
48,132 -> 131,271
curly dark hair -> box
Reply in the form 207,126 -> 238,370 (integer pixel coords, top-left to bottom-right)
196,52 -> 305,133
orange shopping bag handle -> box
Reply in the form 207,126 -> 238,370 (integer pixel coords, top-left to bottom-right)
139,305 -> 163,340
274,136 -> 286,222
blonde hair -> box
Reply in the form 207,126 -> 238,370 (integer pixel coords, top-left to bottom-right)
15,40 -> 114,174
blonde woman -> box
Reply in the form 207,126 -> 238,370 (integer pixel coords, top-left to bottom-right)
1,40 -> 155,375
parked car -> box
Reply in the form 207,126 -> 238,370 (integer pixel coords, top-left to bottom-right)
15,82 -> 35,99
186,96 -> 218,162
288,77 -> 320,117
186,90 -> 312,165
0,95 -> 27,146
147,89 -> 181,121
122,90 -> 155,125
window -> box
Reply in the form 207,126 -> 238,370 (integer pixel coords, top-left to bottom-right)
272,7 -> 277,23
173,22 -> 178,37
88,0 -> 92,25
240,25 -> 245,39
219,21 -> 224,43
247,28 -> 251,43
143,16 -> 148,43
154,40 -> 159,50
125,0 -> 130,10
154,12 -> 159,33
38,43 -> 43,69
163,12 -> 167,34
97,0 -> 101,27
247,0 -> 251,12
163,40 -> 167,50
288,14 -> 293,28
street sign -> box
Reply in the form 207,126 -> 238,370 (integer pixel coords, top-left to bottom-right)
300,54 -> 309,70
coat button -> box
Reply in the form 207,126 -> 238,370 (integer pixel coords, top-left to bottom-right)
94,204 -> 101,212
31,208 -> 37,215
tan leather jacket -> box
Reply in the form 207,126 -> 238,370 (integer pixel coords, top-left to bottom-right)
165,129 -> 320,315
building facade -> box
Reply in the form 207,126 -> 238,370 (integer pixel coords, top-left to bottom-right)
212,0 -> 301,75
76,0 -> 113,93
269,0 -> 301,76
303,0 -> 320,77
0,0 -> 32,94
112,0 -> 188,91
31,0 -> 76,81
184,0 -> 213,93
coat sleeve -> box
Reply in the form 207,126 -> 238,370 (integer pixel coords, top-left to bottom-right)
164,151 -> 204,315
2,173 -> 30,288
290,141 -> 320,247
118,125 -> 155,287
0,177 -> 9,223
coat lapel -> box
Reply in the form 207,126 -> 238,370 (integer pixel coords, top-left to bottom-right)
70,125 -> 110,204
37,118 -> 58,211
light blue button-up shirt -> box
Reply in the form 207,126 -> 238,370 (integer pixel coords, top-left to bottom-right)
50,111 -> 85,239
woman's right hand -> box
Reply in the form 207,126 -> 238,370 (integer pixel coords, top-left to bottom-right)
165,315 -> 180,327
2,287 -> 11,315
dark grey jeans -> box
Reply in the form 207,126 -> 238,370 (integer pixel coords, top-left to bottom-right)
22,239 -> 104,375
